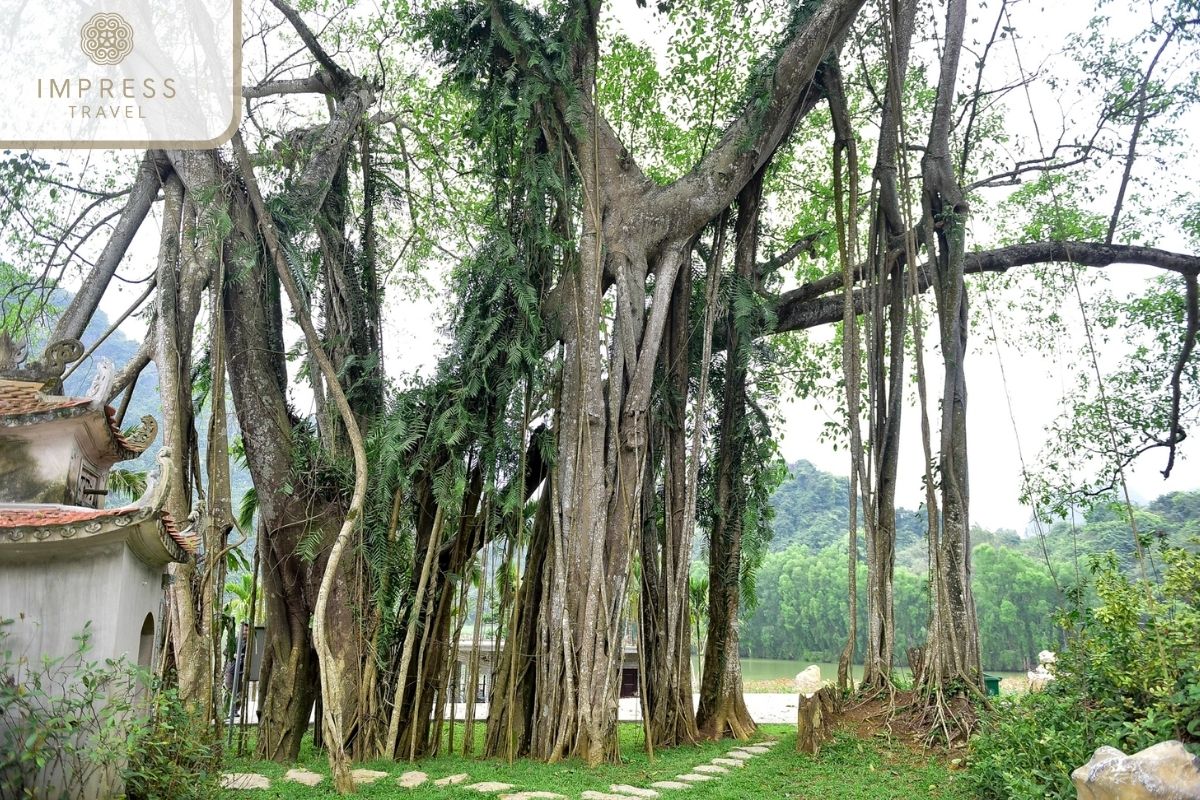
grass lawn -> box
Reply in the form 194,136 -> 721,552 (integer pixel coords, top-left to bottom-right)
221,723 -> 969,799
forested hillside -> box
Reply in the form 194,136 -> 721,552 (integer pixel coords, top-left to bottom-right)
742,461 -> 1199,671
769,459 -> 928,553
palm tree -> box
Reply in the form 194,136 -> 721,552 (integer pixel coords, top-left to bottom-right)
688,571 -> 709,691
224,571 -> 263,626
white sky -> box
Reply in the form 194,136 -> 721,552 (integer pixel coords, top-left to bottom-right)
62,0 -> 1200,533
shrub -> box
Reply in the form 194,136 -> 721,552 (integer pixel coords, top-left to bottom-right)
965,690 -> 1106,799
1,621 -> 143,799
0,621 -> 221,800
966,541 -> 1200,800
124,687 -> 222,800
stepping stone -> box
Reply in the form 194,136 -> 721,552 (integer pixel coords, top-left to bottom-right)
650,781 -> 691,790
692,765 -> 727,774
468,782 -> 516,793
436,773 -> 471,786
610,786 -> 659,798
676,774 -> 714,782
758,740 -> 779,747
710,758 -> 744,767
221,773 -> 271,790
351,769 -> 389,785
741,745 -> 771,754
499,793 -> 565,800
726,750 -> 754,759
285,768 -> 323,787
398,771 -> 428,788
583,793 -> 640,800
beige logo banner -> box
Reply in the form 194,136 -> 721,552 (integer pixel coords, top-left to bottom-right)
0,1 -> 241,148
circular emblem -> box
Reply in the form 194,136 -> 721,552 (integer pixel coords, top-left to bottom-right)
80,12 -> 134,66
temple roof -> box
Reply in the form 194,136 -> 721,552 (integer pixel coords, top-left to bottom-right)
0,450 -> 193,564
0,378 -> 157,460
0,505 -> 194,555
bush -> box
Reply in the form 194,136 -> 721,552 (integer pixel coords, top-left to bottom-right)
0,621 -> 221,800
124,687 -> 222,800
966,541 -> 1200,800
965,690 -> 1106,799
1,621 -> 143,799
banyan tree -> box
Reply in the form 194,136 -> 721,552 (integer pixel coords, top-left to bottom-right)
2,0 -> 1196,788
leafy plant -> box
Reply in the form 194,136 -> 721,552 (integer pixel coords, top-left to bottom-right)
0,621 -> 220,800
123,688 -> 222,800
966,540 -> 1200,799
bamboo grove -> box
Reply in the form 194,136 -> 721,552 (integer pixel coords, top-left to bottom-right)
2,0 -> 1198,791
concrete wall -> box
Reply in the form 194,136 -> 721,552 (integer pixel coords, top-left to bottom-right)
0,543 -> 165,800
0,542 -> 164,668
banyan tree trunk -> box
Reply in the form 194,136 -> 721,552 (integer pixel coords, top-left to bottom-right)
696,176 -> 761,741
638,261 -> 699,748
920,0 -> 983,698
485,491 -> 550,759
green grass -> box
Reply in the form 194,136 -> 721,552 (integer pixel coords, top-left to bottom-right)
221,724 -> 969,799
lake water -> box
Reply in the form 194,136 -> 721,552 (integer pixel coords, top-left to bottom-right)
738,657 -> 1025,685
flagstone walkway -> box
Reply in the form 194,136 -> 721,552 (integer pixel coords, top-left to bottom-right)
221,738 -> 780,797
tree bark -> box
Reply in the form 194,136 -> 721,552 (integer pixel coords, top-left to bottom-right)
919,0 -> 983,700
696,175 -> 763,741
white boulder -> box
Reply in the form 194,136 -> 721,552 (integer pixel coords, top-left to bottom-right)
794,664 -> 823,698
1071,740 -> 1200,800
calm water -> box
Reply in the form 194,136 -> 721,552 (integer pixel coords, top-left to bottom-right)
738,657 -> 1025,684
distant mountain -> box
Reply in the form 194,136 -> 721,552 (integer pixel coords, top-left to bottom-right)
769,460 -> 927,552
768,459 -> 1199,575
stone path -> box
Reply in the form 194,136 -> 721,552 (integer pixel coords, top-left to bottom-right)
399,770 -> 428,788
221,737 -> 782,797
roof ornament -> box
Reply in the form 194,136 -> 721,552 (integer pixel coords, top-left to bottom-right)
121,415 -> 159,453
135,447 -> 173,512
85,358 -> 116,409
0,331 -> 85,393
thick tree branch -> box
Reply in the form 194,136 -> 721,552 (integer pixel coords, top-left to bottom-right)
243,72 -> 335,98
656,0 -> 865,232
267,0 -> 355,90
773,241 -> 1200,334
49,152 -> 168,346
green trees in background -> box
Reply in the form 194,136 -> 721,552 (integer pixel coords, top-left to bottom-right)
740,542 -> 1058,671
741,462 -> 1198,672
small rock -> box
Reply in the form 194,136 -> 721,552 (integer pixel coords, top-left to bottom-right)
650,780 -> 691,790
1071,740 -> 1200,800
726,750 -> 754,759
468,782 -> 516,793
284,768 -> 323,787
583,793 -> 641,800
692,765 -> 727,774
795,664 -> 823,697
710,758 -> 745,767
676,774 -> 714,782
221,773 -> 271,790
351,769 -> 389,785
398,770 -> 428,788
499,793 -> 565,800
436,773 -> 471,786
741,745 -> 771,754
609,785 -> 659,798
